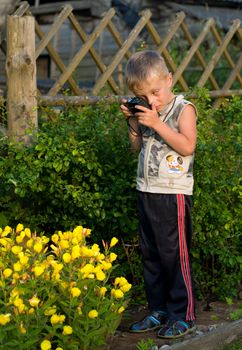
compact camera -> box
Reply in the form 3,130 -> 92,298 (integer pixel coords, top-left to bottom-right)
125,97 -> 151,114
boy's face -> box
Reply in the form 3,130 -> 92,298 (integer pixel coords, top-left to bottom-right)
132,72 -> 173,111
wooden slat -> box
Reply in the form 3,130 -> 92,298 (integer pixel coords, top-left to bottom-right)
180,21 -> 219,89
92,9 -> 152,95
237,27 -> 242,42
198,19 -> 241,87
173,18 -> 215,86
157,12 -> 186,54
107,20 -> 132,60
145,15 -> 188,91
211,23 -> 242,85
222,52 -> 242,90
48,8 -> 116,96
68,12 -> 118,93
13,1 -> 29,16
213,52 -> 242,107
34,18 -> 83,95
35,4 -> 73,59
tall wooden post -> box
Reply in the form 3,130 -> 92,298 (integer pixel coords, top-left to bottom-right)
6,15 -> 37,144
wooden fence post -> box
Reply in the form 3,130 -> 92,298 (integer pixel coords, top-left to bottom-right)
6,15 -> 37,143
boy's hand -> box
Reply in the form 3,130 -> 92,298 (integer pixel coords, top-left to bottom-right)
135,103 -> 160,129
120,99 -> 134,119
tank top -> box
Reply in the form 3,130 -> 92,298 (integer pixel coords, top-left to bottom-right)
136,94 -> 196,195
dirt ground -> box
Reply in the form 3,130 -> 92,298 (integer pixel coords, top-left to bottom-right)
107,300 -> 242,350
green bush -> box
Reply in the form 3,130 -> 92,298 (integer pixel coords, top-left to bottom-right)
0,91 -> 241,300
0,102 -> 138,240
192,91 -> 242,300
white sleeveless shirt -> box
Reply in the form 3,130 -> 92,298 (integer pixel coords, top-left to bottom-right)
136,95 -> 196,195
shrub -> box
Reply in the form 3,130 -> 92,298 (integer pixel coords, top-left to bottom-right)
0,224 -> 131,350
192,92 -> 242,300
0,102 -> 138,241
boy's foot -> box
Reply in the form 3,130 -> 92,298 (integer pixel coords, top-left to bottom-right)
157,319 -> 196,339
129,311 -> 167,333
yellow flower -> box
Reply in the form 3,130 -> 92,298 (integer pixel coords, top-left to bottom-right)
80,246 -> 92,257
114,277 -> 128,286
109,252 -> 117,262
71,245 -> 81,259
97,253 -> 105,261
100,261 -> 112,270
0,313 -> 11,325
34,265 -> 45,277
13,262 -> 22,272
91,244 -> 100,256
3,226 -> 12,235
11,245 -> 22,255
12,272 -> 20,281
3,268 -> 12,278
82,228 -> 91,237
24,227 -> 31,238
120,283 -> 132,293
111,289 -> 124,299
80,264 -> 94,275
44,305 -> 57,316
118,306 -> 125,313
33,242 -> 43,253
73,226 -> 83,236
56,348 -> 63,350
29,295 -> 40,307
98,287 -> 107,297
19,254 -> 29,266
16,232 -> 25,244
51,262 -> 63,273
88,309 -> 98,319
50,314 -> 65,325
16,223 -> 24,232
19,322 -> 27,333
26,239 -> 33,248
71,237 -> 79,245
28,308 -> 35,314
96,270 -> 106,281
71,287 -> 81,297
62,325 -> 73,335
62,253 -> 72,263
41,340 -> 52,350
0,237 -> 11,248
51,234 -> 59,244
59,239 -> 69,250
14,298 -> 25,313
110,237 -> 118,248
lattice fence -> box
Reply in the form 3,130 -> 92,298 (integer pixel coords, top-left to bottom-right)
1,1 -> 242,107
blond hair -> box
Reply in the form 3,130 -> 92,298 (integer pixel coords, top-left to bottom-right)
125,50 -> 169,91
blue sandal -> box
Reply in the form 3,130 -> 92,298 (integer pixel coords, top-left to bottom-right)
157,319 -> 196,339
129,311 -> 167,333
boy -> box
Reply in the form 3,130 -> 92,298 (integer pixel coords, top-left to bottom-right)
120,50 -> 197,339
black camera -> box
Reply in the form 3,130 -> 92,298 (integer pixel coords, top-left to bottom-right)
125,97 -> 151,115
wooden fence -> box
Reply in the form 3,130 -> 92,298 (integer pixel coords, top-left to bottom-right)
1,1 -> 242,140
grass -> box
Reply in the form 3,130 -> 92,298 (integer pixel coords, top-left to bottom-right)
222,340 -> 242,350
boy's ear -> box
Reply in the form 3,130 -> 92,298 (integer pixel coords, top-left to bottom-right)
167,72 -> 173,87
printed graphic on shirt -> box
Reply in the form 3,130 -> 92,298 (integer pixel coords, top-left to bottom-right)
166,154 -> 184,174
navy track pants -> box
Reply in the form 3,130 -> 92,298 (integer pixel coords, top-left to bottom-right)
137,191 -> 195,321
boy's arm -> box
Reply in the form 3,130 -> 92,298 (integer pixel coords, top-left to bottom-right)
137,104 -> 196,156
120,104 -> 142,152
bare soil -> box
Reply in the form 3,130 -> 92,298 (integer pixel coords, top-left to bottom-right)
107,300 -> 242,350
